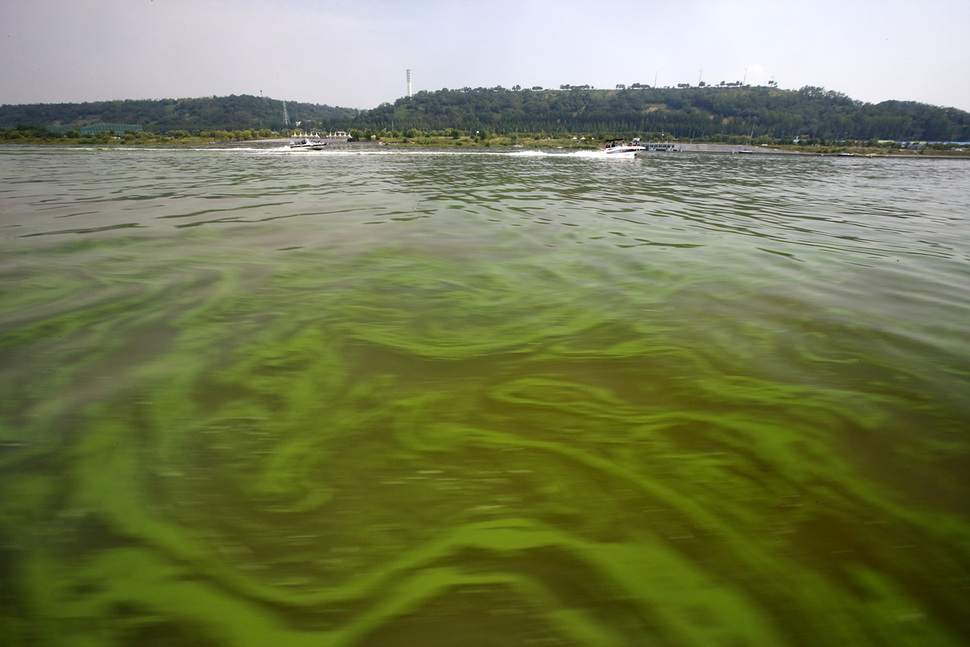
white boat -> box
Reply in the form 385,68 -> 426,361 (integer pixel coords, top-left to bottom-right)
636,143 -> 679,153
602,138 -> 647,155
289,137 -> 327,151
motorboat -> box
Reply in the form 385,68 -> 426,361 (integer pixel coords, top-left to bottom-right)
289,137 -> 327,151
602,138 -> 647,155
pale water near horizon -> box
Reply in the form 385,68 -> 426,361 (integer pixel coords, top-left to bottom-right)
1,146 -> 969,646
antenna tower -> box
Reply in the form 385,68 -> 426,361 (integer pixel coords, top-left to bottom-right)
407,69 -> 413,98
282,101 -> 290,127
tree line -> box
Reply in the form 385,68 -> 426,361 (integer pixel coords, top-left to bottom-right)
343,86 -> 969,142
0,95 -> 356,134
2,87 -> 968,143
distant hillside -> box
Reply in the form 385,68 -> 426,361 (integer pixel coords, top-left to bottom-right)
3,87 -> 968,142
0,95 -> 357,133
349,86 -> 970,142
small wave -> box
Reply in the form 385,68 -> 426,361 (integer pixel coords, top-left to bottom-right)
205,146 -> 638,159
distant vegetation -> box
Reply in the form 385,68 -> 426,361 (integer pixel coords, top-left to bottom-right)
351,86 -> 969,143
0,95 -> 356,135
2,86 -> 968,144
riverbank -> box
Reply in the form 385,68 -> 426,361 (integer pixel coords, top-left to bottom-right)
4,136 -> 969,158
669,142 -> 970,158
663,143 -> 804,155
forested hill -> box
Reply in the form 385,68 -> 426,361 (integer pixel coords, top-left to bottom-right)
354,86 -> 969,142
0,95 -> 356,133
2,87 -> 968,142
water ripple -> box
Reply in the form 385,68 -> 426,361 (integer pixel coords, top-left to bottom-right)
2,146 -> 969,647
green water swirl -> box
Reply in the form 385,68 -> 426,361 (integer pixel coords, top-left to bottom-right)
4,243 -> 967,647
2,150 -> 969,647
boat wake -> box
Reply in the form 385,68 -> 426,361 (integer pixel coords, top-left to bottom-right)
203,146 -> 650,160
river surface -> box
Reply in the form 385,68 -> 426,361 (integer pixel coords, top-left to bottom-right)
2,145 -> 969,646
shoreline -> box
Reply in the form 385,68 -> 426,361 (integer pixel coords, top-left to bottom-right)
3,140 -> 968,159
648,143 -> 970,158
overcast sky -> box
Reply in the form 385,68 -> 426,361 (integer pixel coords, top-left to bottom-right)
2,0 -> 968,111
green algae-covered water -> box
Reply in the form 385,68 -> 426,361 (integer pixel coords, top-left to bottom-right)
1,145 -> 969,646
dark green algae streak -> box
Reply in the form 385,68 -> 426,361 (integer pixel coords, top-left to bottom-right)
1,149 -> 970,647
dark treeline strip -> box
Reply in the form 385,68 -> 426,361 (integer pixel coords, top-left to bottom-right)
0,95 -> 357,134
2,87 -> 968,142
348,86 -> 969,142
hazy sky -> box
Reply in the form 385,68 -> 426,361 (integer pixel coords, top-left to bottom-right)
2,0 -> 968,111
